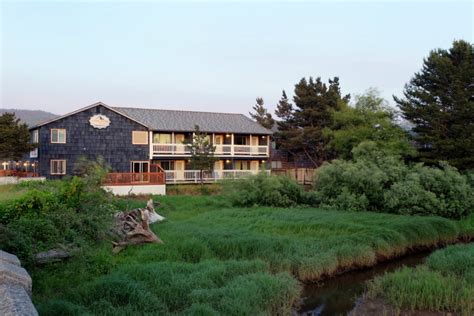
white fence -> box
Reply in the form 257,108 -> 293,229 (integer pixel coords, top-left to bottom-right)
152,144 -> 269,156
164,169 -> 270,183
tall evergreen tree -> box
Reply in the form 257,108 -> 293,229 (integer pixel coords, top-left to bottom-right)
249,97 -> 275,129
0,112 -> 35,161
395,40 -> 474,170
275,77 -> 350,166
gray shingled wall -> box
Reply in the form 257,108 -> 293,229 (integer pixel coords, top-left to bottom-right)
0,250 -> 38,316
32,105 -> 149,178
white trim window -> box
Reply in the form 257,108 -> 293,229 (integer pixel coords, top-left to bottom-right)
32,130 -> 39,143
271,161 -> 282,169
50,160 -> 66,175
51,128 -> 66,143
131,161 -> 149,173
30,148 -> 38,158
132,131 -> 149,145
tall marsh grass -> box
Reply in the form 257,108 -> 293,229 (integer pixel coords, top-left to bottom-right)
367,243 -> 474,315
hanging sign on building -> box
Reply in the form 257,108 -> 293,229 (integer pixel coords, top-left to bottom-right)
89,114 -> 110,129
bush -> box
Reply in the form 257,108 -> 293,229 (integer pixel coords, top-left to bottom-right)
314,142 -> 474,218
0,169 -> 114,265
224,173 -> 310,207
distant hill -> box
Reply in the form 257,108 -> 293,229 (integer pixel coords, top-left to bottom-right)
0,109 -> 58,126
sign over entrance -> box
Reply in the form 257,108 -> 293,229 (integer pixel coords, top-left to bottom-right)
89,114 -> 110,129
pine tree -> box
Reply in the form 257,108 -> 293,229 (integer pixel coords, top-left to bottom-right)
275,77 -> 350,166
249,98 -> 275,129
0,112 -> 35,161
395,40 -> 474,170
186,125 -> 217,184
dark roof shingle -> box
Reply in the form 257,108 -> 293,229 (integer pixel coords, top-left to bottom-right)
113,107 -> 272,134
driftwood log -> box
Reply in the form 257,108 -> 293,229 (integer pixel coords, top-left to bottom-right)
112,199 -> 165,253
34,248 -> 71,264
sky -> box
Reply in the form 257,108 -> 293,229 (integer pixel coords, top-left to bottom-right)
1,0 -> 472,116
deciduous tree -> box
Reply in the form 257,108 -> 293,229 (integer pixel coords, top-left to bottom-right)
325,88 -> 415,159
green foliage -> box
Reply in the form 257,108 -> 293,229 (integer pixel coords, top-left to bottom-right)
187,125 -> 217,184
275,76 -> 351,166
37,260 -> 300,315
314,142 -> 474,218
395,40 -> 474,170
32,195 -> 472,315
72,155 -> 110,186
324,88 -> 415,159
0,112 -> 36,160
0,174 -> 114,265
224,172 -> 309,207
249,97 -> 274,129
368,244 -> 474,315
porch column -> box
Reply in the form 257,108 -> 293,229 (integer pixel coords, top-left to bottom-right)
149,131 -> 153,159
231,134 -> 234,156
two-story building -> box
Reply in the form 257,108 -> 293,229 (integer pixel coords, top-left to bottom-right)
28,102 -> 272,183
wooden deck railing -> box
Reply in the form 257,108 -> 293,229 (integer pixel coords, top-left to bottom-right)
103,172 -> 166,186
0,170 -> 39,178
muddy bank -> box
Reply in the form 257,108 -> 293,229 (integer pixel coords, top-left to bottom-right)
293,239 -> 473,316
349,298 -> 452,316
293,251 -> 430,315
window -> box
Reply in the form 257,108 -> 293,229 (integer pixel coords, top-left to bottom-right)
32,130 -> 39,143
271,161 -> 282,169
153,133 -> 172,144
234,135 -> 248,145
235,160 -> 250,170
50,160 -> 66,175
131,161 -> 149,173
132,131 -> 148,144
51,129 -> 66,143
158,161 -> 175,170
30,148 -> 38,158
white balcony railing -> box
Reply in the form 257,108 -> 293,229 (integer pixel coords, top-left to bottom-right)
164,169 -> 270,183
152,143 -> 269,157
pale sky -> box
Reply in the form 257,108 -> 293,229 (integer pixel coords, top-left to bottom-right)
1,0 -> 472,115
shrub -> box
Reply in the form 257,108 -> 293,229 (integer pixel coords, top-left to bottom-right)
224,173 -> 309,207
314,142 -> 474,218
0,167 -> 114,265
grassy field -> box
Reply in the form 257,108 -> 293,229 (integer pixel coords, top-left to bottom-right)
30,195 -> 474,315
367,243 -> 474,315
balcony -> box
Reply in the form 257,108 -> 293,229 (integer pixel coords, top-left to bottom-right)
164,169 -> 270,183
152,144 -> 269,157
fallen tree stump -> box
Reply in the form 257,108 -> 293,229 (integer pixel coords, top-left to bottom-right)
112,199 -> 165,253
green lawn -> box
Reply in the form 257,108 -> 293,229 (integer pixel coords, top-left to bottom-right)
30,195 -> 474,315
367,243 -> 474,315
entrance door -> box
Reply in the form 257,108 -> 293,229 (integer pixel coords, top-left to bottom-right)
251,136 -> 259,154
176,160 -> 185,181
250,160 -> 259,172
131,161 -> 149,182
175,134 -> 186,153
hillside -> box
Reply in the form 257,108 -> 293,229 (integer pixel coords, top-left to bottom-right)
0,109 -> 58,126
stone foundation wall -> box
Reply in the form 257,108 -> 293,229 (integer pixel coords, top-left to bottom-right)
0,250 -> 38,316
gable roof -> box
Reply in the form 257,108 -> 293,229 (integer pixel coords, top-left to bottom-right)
112,107 -> 272,134
30,102 -> 149,129
30,102 -> 272,134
